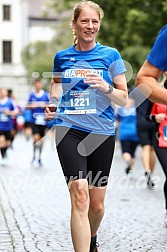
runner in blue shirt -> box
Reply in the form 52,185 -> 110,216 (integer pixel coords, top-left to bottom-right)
136,24 -> 167,229
27,79 -> 49,167
45,1 -> 128,252
116,98 -> 139,175
0,88 -> 19,166
136,24 -> 167,104
22,108 -> 34,140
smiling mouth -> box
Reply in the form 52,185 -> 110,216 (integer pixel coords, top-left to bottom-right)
85,32 -> 94,34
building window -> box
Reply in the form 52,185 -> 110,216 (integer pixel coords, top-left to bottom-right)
3,41 -> 12,63
3,5 -> 11,21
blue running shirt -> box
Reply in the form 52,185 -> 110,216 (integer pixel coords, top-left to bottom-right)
28,90 -> 49,125
0,97 -> 16,131
147,25 -> 167,71
53,42 -> 126,135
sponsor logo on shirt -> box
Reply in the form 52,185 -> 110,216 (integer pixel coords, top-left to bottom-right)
70,57 -> 76,61
64,69 -> 103,78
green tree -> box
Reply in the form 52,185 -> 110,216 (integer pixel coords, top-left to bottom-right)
22,41 -> 54,86
94,0 -> 167,83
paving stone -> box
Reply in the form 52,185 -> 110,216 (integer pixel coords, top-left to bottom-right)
0,134 -> 167,251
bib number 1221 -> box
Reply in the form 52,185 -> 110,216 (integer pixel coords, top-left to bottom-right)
69,97 -> 89,107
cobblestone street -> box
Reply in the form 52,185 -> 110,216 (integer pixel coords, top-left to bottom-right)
0,132 -> 167,252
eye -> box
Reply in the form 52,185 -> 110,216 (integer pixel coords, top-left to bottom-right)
81,19 -> 88,24
92,20 -> 99,24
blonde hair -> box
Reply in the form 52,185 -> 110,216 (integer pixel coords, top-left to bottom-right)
72,0 -> 104,44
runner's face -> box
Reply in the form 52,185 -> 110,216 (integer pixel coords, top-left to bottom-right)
0,89 -> 8,98
34,81 -> 42,92
72,7 -> 100,44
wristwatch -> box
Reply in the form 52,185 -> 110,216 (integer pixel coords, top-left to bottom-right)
49,96 -> 59,105
48,96 -> 58,112
104,84 -> 113,94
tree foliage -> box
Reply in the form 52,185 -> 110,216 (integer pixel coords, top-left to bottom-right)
92,0 -> 167,83
22,0 -> 167,86
22,41 -> 54,86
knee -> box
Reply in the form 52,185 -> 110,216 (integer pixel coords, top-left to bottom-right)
34,134 -> 41,143
70,180 -> 89,212
89,200 -> 104,214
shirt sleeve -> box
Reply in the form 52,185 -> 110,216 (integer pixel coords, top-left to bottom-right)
147,25 -> 167,71
53,52 -> 61,76
108,49 -> 126,80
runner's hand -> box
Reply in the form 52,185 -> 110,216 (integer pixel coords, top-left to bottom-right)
84,73 -> 110,93
45,105 -> 57,121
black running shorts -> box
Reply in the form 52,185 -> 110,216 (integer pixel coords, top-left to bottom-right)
32,124 -> 46,137
120,140 -> 138,158
0,130 -> 12,140
137,127 -> 154,146
56,126 -> 115,187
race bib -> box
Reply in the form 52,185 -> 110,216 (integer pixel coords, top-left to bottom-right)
158,124 -> 167,148
0,112 -> 9,122
64,89 -> 96,114
164,125 -> 167,140
34,114 -> 45,125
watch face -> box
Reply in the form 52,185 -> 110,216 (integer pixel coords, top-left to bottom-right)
108,85 -> 113,93
104,84 -> 113,94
